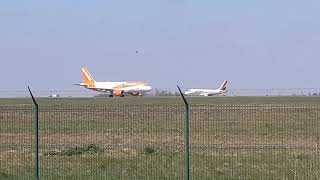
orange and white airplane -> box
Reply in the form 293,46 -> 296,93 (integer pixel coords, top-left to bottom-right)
75,67 -> 152,97
184,80 -> 228,96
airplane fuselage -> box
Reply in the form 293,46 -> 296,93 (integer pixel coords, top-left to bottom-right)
77,67 -> 152,97
184,89 -> 226,96
184,80 -> 228,96
85,81 -> 152,95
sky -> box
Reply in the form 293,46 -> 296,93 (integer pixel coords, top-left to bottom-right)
1,0 -> 320,92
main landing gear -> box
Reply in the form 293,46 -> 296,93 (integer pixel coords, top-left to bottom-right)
108,94 -> 124,98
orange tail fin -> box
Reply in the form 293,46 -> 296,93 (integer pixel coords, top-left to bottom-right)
81,67 -> 96,85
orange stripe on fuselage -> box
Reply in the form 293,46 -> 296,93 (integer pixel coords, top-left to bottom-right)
113,81 -> 146,90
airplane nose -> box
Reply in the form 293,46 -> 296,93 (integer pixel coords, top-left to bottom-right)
146,86 -> 152,91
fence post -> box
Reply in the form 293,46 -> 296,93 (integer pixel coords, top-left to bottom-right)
177,85 -> 190,180
28,86 -> 40,180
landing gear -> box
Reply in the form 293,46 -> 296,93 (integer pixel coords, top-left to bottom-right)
108,91 -> 124,97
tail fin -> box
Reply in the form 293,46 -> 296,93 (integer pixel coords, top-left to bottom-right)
218,80 -> 228,91
81,67 -> 96,85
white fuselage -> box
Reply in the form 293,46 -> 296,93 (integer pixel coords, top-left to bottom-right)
184,80 -> 228,96
184,89 -> 226,96
87,81 -> 152,94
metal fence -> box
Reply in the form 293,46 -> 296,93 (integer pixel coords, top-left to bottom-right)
1,104 -> 320,179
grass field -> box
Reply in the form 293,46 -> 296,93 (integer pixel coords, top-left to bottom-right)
1,96 -> 320,105
1,96 -> 320,179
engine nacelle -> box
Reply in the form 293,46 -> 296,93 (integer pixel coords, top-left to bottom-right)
129,92 -> 140,96
113,90 -> 123,96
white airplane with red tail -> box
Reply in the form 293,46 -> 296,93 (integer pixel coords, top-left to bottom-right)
184,80 -> 228,96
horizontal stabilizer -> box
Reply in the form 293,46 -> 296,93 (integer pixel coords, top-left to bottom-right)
73,83 -> 87,87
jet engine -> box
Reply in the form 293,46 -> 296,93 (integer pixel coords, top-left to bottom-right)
129,92 -> 140,96
113,90 -> 123,96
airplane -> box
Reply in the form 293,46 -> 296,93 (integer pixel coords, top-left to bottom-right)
75,67 -> 152,97
184,80 -> 228,96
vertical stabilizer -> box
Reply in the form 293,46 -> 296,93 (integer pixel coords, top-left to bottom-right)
218,80 -> 228,91
81,67 -> 96,85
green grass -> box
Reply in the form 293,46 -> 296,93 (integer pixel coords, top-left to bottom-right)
1,97 -> 320,179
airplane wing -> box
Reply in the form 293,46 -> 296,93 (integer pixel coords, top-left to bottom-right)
95,89 -> 113,92
74,83 -> 113,93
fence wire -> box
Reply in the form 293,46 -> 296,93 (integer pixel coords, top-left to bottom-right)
0,106 -> 34,179
1,104 -> 320,179
190,104 -> 320,180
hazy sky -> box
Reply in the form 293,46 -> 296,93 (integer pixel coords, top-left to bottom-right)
1,0 -> 320,91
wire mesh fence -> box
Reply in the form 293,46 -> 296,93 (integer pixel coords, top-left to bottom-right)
0,105 -> 34,179
1,104 -> 320,179
39,105 -> 184,180
190,104 -> 320,179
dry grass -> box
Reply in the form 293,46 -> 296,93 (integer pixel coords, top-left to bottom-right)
1,97 -> 320,179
